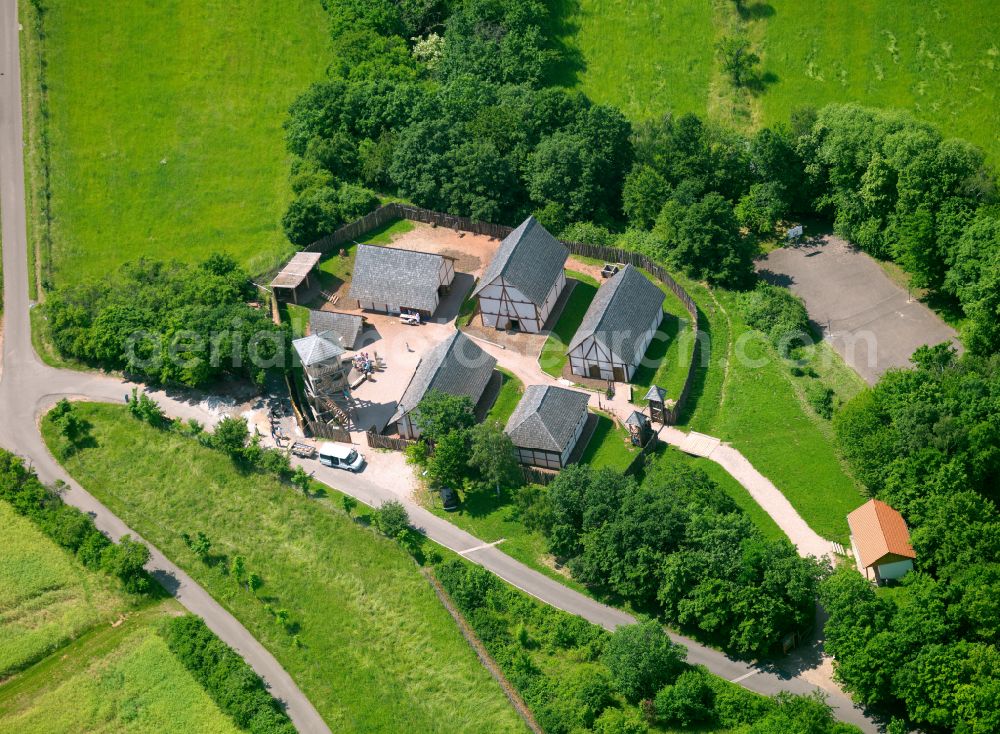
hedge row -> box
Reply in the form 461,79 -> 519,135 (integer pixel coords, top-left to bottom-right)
161,615 -> 296,734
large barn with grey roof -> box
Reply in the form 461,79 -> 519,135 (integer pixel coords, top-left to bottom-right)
505,385 -> 590,469
473,216 -> 568,333
567,265 -> 665,382
349,244 -> 455,317
391,331 -> 498,439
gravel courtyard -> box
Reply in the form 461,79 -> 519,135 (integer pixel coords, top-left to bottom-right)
758,234 -> 961,384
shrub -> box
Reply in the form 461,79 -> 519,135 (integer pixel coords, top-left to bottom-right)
602,620 -> 687,702
737,282 -> 811,355
654,669 -> 716,727
592,707 -> 648,734
101,535 -> 151,594
211,416 -> 250,456
375,500 -> 409,537
806,383 -> 835,419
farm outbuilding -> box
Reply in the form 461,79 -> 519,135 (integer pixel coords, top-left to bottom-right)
472,216 -> 568,333
847,499 -> 916,584
349,244 -> 455,317
390,332 -> 498,440
505,385 -> 590,470
270,251 -> 322,304
308,310 -> 365,351
567,265 -> 665,382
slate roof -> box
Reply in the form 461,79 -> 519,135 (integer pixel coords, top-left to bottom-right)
308,310 -> 364,351
473,216 -> 568,306
567,265 -> 665,365
848,499 -> 916,569
644,385 -> 668,402
293,333 -> 345,367
505,385 -> 589,453
390,332 -> 497,424
625,410 -> 649,428
349,244 -> 447,313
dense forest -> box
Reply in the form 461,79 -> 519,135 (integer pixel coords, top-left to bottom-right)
825,346 -> 1000,732
516,462 -> 825,659
285,0 -> 997,353
43,255 -> 289,387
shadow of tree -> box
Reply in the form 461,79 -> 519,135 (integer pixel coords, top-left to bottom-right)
737,1 -> 776,21
540,0 -> 586,87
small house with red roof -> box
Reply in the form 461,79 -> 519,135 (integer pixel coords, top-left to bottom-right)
847,499 -> 916,584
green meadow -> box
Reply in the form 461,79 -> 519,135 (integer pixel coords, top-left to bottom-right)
0,501 -> 133,678
27,0 -> 330,286
559,0 -> 999,162
679,284 -> 864,542
0,502 -> 236,732
761,0 -> 1000,163
0,608 -> 240,734
42,403 -> 525,734
557,0 -> 715,121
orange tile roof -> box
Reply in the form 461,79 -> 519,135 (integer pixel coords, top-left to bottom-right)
848,499 -> 916,569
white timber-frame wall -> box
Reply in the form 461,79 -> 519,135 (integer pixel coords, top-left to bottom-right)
478,270 -> 566,334
514,409 -> 588,469
568,315 -> 660,382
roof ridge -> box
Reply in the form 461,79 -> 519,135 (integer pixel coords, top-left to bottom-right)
357,242 -> 450,260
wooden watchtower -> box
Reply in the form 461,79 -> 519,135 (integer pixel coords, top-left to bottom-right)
644,385 -> 669,426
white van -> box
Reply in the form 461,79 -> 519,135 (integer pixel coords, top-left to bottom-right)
318,442 -> 366,472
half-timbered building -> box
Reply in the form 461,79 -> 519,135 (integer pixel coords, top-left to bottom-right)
472,216 -> 568,333
390,332 -> 497,440
505,385 -> 590,469
349,244 -> 455,317
567,265 -> 665,382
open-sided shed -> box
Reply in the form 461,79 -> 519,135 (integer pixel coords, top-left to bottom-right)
270,251 -> 322,304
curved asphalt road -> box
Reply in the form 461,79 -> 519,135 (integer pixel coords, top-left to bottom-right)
0,3 -> 332,731
0,2 -> 876,731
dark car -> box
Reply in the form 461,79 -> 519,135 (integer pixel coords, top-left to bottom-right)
439,486 -> 460,511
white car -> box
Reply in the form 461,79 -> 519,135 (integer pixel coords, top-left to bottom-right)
318,442 -> 366,472
399,312 -> 421,325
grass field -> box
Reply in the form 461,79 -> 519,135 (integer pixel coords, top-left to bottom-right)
579,413 -> 640,472
486,368 -> 524,426
0,605 -> 239,734
558,0 -> 1000,163
761,0 -> 1000,164
555,0 -> 715,121
28,0 -> 331,287
42,403 -> 524,734
539,271 -> 599,377
0,501 -> 135,678
682,286 -> 864,542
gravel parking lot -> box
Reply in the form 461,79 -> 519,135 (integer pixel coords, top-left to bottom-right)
758,234 -> 961,384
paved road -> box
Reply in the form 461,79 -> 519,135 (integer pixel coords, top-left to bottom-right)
758,234 -> 961,384
0,2 -> 875,731
0,3 -> 330,732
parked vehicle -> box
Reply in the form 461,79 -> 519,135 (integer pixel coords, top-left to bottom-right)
399,311 -> 421,325
290,441 -> 316,459
439,486 -> 460,511
318,442 -> 366,472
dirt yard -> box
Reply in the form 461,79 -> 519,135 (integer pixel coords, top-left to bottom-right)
757,234 -> 962,384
